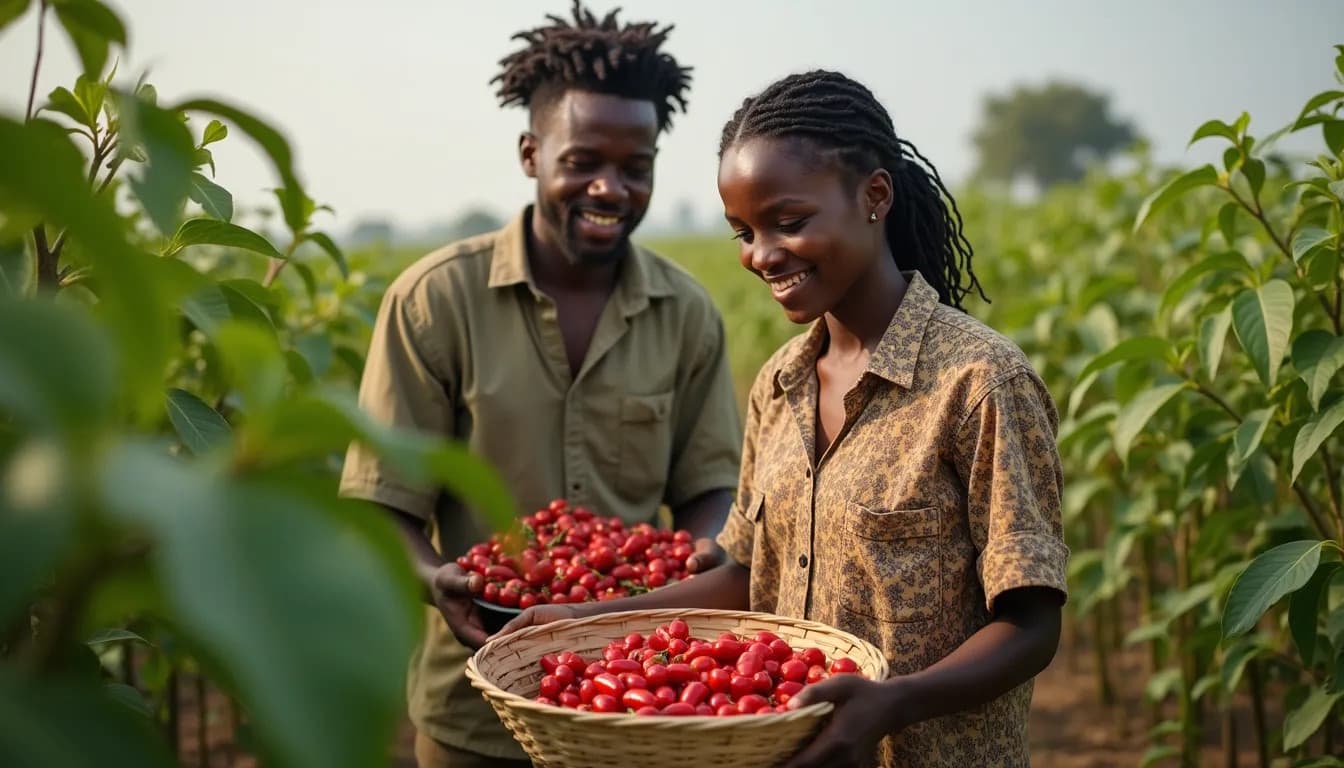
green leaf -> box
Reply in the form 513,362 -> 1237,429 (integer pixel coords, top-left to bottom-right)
1242,157 -> 1265,200
119,96 -> 195,236
165,388 -> 231,455
175,99 -> 307,234
98,441 -> 421,768
201,119 -> 228,146
0,0 -> 32,33
103,683 -> 153,718
1289,563 -> 1339,667
1145,667 -> 1183,703
1231,279 -> 1295,388
43,86 -> 91,127
1199,307 -> 1233,379
1113,383 -> 1188,464
1293,331 -> 1344,411
1159,251 -> 1249,319
180,284 -> 231,336
1134,165 -> 1218,233
0,670 -> 176,767
291,260 -> 317,300
1189,117 -> 1239,146
1220,638 -> 1265,694
170,219 -> 281,259
1291,400 -> 1344,482
1223,540 -> 1327,638
304,231 -> 348,278
0,439 -> 74,625
1078,337 -> 1172,381
1297,90 -> 1344,124
219,282 -> 275,331
1227,407 -> 1272,483
73,74 -> 106,123
0,300 -> 115,437
53,0 -> 126,77
1217,202 -> 1239,244
1325,120 -> 1344,156
1292,228 -> 1334,264
214,323 -> 287,414
187,172 -> 233,222
1283,687 -> 1343,750
86,628 -> 153,647
1139,745 -> 1179,768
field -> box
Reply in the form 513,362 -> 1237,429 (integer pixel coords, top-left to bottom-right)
3,3 -> 1343,767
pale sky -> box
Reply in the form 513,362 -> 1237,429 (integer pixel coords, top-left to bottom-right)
1,1 -> 1340,236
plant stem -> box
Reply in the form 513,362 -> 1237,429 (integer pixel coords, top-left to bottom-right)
1247,661 -> 1269,768
25,1 -> 47,122
261,237 -> 302,288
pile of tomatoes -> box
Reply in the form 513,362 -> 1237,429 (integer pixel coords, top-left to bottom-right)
459,499 -> 696,610
533,619 -> 862,716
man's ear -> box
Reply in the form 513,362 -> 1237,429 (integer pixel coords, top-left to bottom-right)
519,132 -> 539,179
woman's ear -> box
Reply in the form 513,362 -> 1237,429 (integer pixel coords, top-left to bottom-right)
863,168 -> 895,221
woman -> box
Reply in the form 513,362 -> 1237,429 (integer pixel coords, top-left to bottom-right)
502,70 -> 1069,768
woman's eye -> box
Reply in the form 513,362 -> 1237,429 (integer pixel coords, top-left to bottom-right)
778,219 -> 806,234
730,229 -> 753,244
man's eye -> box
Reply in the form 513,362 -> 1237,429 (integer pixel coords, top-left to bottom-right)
730,229 -> 753,243
778,219 -> 807,233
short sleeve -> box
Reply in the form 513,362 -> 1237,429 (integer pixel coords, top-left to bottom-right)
953,370 -> 1069,612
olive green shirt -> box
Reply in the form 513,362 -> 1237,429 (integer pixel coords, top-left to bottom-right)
339,208 -> 742,757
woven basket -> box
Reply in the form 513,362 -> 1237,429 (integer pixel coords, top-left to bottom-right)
466,608 -> 889,768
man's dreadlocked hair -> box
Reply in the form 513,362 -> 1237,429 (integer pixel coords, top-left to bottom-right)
492,1 -> 692,133
720,70 -> 986,310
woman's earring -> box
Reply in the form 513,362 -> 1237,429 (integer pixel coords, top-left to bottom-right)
869,211 -> 878,222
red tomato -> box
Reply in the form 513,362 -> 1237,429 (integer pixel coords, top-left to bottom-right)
619,673 -> 647,691
539,653 -> 561,675
643,664 -> 669,688
736,652 -> 764,677
661,702 -> 694,716
547,499 -> 568,513
593,673 -> 625,698
737,694 -> 769,714
830,657 -> 860,675
774,681 -> 803,705
634,705 -> 661,716
497,588 -> 520,608
752,670 -> 773,694
716,703 -> 738,717
780,659 -> 808,683
610,564 -> 637,582
801,648 -> 826,668
712,639 -> 745,663
730,675 -> 756,699
679,681 -> 710,706
696,704 -> 715,716
482,583 -> 500,604
622,688 -> 657,710
706,668 -> 733,694
485,564 -> 519,581
806,665 -> 828,684
665,663 -> 695,684
538,675 -> 562,699
519,592 -> 538,610
583,662 -> 606,679
689,656 -> 717,676
578,679 -> 597,704
667,619 -> 690,640
646,572 -> 668,588
558,691 -> 582,709
553,664 -> 575,686
624,632 -> 645,650
603,646 -> 626,663
606,659 -> 642,676
667,638 -> 690,657
654,685 -> 677,708
591,694 -> 620,713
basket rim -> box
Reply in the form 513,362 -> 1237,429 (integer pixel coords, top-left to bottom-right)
466,607 -> 889,727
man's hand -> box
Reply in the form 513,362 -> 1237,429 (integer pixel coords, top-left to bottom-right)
685,537 -> 725,574
430,562 -> 490,649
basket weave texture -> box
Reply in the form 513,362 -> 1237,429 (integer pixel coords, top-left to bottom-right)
466,608 -> 890,768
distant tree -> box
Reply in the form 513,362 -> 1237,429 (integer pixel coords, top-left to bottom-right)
451,208 -> 505,239
972,81 -> 1139,189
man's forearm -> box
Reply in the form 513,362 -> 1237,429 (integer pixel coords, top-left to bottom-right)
384,505 -> 444,605
670,488 -> 733,541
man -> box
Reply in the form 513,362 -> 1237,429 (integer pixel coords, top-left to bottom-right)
338,3 -> 742,766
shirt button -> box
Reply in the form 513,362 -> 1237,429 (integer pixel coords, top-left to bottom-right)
571,482 -> 581,491
805,467 -> 812,478
798,554 -> 809,568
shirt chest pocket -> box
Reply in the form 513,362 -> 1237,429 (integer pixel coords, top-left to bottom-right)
840,502 -> 943,624
615,391 -> 675,502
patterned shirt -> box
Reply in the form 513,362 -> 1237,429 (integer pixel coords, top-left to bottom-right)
717,271 -> 1069,767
